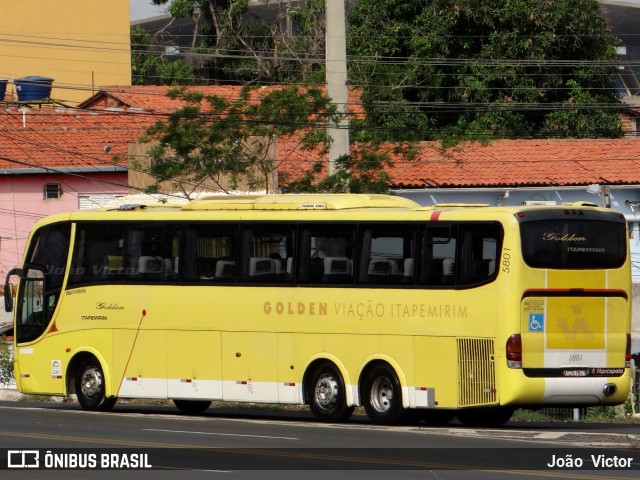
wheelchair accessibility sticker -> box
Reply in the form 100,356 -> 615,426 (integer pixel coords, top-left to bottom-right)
529,313 -> 544,332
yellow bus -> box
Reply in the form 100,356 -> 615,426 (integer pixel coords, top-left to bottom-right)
4,194 -> 632,426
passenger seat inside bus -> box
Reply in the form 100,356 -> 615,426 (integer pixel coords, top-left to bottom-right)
367,258 -> 399,283
104,255 -> 123,275
286,257 -> 293,278
249,257 -> 276,282
488,260 -> 496,276
323,256 -> 352,283
403,258 -> 414,282
441,258 -> 455,285
138,255 -> 172,278
214,260 -> 236,279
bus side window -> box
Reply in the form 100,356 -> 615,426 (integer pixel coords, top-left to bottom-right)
422,225 -> 457,287
68,223 -> 125,286
126,224 -> 181,282
298,226 -> 356,284
180,224 -> 238,282
457,223 -> 502,286
357,225 -> 417,285
239,226 -> 295,284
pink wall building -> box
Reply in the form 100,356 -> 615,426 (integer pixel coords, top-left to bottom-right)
0,172 -> 128,275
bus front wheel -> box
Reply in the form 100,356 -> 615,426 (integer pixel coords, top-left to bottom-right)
362,364 -> 405,425
75,358 -> 117,411
173,400 -> 211,415
307,363 -> 354,423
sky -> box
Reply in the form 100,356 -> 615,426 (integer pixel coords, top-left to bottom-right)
129,0 -> 640,21
130,0 -> 167,21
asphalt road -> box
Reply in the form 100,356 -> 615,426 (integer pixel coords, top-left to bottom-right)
0,400 -> 638,480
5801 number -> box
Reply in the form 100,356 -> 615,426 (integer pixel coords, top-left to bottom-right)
502,248 -> 511,274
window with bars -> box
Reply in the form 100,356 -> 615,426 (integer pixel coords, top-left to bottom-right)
43,183 -> 61,200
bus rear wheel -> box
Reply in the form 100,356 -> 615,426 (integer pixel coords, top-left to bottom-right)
362,364 -> 404,425
456,406 -> 514,427
75,358 -> 117,411
307,363 -> 354,423
173,400 -> 211,415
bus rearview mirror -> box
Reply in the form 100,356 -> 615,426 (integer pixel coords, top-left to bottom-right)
4,268 -> 23,313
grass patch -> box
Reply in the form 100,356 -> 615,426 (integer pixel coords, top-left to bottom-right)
511,409 -> 558,422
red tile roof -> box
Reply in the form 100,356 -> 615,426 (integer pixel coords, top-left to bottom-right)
3,85 -> 638,189
387,139 -> 640,188
80,85 -> 365,117
277,139 -> 640,188
0,107 -> 151,171
79,85 -> 248,112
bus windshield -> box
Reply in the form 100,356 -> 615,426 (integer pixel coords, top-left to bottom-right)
520,219 -> 626,269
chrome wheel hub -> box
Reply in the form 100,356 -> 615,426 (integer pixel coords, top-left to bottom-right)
370,376 -> 393,413
80,368 -> 102,399
314,374 -> 339,410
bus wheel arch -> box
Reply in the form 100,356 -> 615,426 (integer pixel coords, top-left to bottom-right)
67,352 -> 117,412
359,361 -> 406,425
303,359 -> 354,423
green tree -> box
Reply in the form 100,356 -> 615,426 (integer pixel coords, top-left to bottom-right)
285,142 -> 420,194
347,0 -> 624,142
136,1 -> 626,194
131,26 -> 197,85
0,338 -> 13,387
149,0 -> 327,83
139,86 -> 339,196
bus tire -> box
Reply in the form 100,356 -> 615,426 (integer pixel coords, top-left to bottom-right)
307,362 -> 354,423
173,400 -> 211,415
362,364 -> 404,425
456,406 -> 514,427
75,358 -> 117,411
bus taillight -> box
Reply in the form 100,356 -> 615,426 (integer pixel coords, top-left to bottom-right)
626,334 -> 631,367
506,334 -> 522,369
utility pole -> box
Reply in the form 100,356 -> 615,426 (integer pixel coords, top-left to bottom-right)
325,0 -> 349,176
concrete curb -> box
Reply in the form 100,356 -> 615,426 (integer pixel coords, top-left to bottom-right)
0,389 -> 77,403
0,388 -> 24,401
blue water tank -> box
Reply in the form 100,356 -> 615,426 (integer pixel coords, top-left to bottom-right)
15,76 -> 54,101
0,79 -> 7,100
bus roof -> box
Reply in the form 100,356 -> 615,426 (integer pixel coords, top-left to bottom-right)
181,194 -> 421,211
35,195 -> 622,229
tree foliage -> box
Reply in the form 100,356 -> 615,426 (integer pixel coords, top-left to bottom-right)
285,148 -> 406,194
347,0 -> 624,142
134,0 -> 626,194
150,0 -> 327,83
139,86 -> 339,196
131,26 -> 197,85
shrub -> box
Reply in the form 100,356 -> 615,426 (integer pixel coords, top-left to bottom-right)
0,338 -> 14,386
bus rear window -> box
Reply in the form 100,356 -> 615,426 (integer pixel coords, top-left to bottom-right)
520,219 -> 626,269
